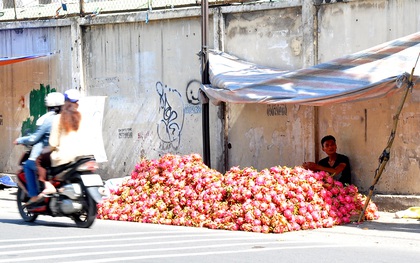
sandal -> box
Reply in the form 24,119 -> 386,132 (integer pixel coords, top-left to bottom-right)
23,195 -> 45,208
41,182 -> 57,195
40,189 -> 56,195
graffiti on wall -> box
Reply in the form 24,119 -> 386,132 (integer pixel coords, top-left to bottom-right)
184,79 -> 202,114
134,130 -> 153,159
20,84 -> 56,135
156,81 -> 184,152
138,131 -> 152,141
118,128 -> 133,139
267,104 -> 287,116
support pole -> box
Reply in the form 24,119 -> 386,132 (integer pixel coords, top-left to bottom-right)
13,0 -> 17,20
357,53 -> 419,223
201,0 -> 211,167
80,0 -> 85,17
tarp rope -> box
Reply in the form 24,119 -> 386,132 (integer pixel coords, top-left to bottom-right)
357,53 -> 420,223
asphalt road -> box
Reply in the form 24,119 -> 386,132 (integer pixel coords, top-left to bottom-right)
1,187 -> 420,263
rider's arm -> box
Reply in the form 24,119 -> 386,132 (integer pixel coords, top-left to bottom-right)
16,121 -> 51,146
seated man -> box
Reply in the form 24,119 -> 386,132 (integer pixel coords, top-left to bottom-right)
302,135 -> 352,185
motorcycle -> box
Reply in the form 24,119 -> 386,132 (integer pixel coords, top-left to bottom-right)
16,147 -> 106,228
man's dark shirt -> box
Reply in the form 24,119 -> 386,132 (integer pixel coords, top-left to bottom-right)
318,154 -> 351,185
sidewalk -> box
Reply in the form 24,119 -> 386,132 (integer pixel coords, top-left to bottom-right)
0,187 -> 18,214
0,187 -> 17,201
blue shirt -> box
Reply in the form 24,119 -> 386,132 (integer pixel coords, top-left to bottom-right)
17,111 -> 56,160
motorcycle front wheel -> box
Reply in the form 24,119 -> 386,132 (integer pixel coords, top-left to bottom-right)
16,187 -> 38,222
72,189 -> 97,228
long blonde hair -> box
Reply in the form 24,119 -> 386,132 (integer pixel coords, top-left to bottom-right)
60,100 -> 81,133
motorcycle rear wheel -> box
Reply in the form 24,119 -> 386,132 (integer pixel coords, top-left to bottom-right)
17,187 -> 38,222
72,190 -> 97,228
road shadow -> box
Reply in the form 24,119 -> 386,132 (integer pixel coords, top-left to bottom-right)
342,219 -> 420,234
0,197 -> 15,202
0,217 -> 83,228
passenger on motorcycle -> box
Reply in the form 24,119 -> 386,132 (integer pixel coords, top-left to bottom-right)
14,92 -> 65,205
49,89 -> 91,168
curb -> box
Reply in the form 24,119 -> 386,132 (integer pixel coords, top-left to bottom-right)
372,194 -> 420,212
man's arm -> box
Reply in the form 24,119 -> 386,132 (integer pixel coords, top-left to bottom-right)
303,162 -> 347,176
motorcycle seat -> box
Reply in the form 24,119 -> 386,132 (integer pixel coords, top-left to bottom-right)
49,155 -> 96,177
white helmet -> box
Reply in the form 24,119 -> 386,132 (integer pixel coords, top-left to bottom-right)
64,89 -> 81,103
45,92 -> 65,107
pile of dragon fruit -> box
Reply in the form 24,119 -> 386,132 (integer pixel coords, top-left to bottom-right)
97,153 -> 379,233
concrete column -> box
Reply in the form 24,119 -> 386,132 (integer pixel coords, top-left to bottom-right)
70,18 -> 84,92
301,0 -> 318,67
301,0 -> 320,161
212,7 -> 224,52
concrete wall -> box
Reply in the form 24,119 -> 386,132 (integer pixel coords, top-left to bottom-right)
215,0 -> 420,194
1,0 -> 420,195
316,0 -> 420,194
0,22 -> 74,171
81,16 -> 218,176
218,1 -> 317,173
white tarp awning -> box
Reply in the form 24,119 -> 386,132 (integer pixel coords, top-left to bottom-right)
202,32 -> 420,106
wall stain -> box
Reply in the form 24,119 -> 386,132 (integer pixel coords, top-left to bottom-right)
18,96 -> 25,108
21,84 -> 56,135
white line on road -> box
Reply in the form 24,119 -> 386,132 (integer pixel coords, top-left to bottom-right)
0,232 -> 284,249
0,229 -> 207,243
64,244 -> 358,263
1,237 -> 300,255
0,242 -> 355,263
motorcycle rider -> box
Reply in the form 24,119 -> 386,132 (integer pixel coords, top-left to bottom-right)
14,92 -> 65,205
16,89 -> 104,228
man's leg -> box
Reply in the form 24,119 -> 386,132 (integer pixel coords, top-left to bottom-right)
23,160 -> 39,197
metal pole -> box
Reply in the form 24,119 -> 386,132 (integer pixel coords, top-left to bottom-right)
13,0 -> 17,20
80,0 -> 85,17
201,0 -> 211,167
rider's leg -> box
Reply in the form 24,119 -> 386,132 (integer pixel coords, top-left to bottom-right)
23,159 -> 43,204
23,160 -> 39,197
